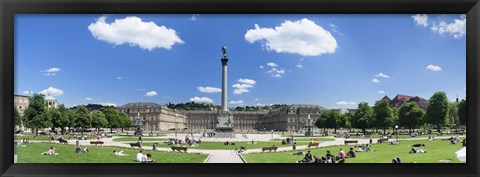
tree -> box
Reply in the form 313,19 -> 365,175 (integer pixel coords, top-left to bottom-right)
315,110 -> 342,133
91,110 -> 108,132
352,102 -> 374,133
23,94 -> 51,135
14,106 -> 22,127
398,102 -> 424,133
103,108 -> 121,133
391,107 -> 399,131
118,112 -> 132,132
458,99 -> 466,126
47,108 -> 64,134
56,104 -> 71,134
73,106 -> 91,134
448,102 -> 459,126
373,99 -> 394,134
425,91 -> 449,132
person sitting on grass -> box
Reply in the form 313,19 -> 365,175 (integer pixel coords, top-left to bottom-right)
409,147 -> 427,154
392,157 -> 402,163
313,155 -> 323,163
141,153 -> 155,163
136,150 -> 144,162
297,150 -> 312,163
42,146 -> 58,155
337,148 -> 346,160
347,147 -> 356,158
313,139 -> 318,144
82,146 -> 89,153
325,155 -> 334,163
74,145 -> 87,153
325,150 -> 333,159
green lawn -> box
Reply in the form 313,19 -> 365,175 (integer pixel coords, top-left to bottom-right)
15,143 -> 208,163
14,135 -> 96,141
136,141 -> 312,150
242,139 -> 465,163
273,137 -> 335,141
112,137 -> 170,142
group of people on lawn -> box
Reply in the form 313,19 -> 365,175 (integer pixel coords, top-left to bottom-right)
136,150 -> 155,163
296,147 -> 357,163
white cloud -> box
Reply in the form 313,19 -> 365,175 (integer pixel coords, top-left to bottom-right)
85,97 -> 93,101
233,78 -> 256,94
88,16 -> 184,51
256,103 -> 265,106
116,77 -> 123,80
411,14 -> 429,27
378,90 -> 385,94
259,65 -> 264,69
265,62 -> 286,78
98,102 -> 117,107
267,62 -> 278,67
197,86 -> 222,93
254,98 -> 261,102
39,87 -> 64,97
232,83 -> 254,89
41,67 -> 61,76
336,101 -> 357,105
22,90 -> 32,95
267,67 -> 285,78
245,18 -> 338,56
189,14 -> 199,21
296,64 -> 303,68
230,100 -> 244,105
238,78 -> 256,85
374,72 -> 390,79
145,91 -> 158,96
190,96 -> 214,103
372,78 -> 380,83
426,64 -> 442,71
233,88 -> 249,94
431,14 -> 466,39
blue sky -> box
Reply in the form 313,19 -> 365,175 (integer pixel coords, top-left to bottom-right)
15,14 -> 466,109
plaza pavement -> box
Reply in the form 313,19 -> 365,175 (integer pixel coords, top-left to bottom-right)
21,133 -> 466,163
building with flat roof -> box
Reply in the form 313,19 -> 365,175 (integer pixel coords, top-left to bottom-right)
119,102 -> 328,132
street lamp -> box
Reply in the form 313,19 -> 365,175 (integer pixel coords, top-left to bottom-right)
395,125 -> 399,143
271,129 -> 274,140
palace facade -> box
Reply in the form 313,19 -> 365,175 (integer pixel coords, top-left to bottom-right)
118,102 -> 328,132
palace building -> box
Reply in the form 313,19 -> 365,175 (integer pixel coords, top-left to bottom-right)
118,102 -> 327,132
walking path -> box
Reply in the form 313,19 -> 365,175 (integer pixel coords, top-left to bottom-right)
20,133 -> 466,163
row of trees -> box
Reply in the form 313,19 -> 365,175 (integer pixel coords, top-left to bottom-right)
16,94 -> 132,135
316,91 -> 467,134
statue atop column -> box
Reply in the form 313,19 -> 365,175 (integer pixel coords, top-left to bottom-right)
221,44 -> 228,59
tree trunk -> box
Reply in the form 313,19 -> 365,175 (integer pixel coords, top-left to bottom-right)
362,128 -> 366,134
334,127 -> 337,134
383,127 -> 386,134
437,124 -> 441,133
111,128 -> 113,133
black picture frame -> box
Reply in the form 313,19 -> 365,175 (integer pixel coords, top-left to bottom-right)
1,0 -> 479,176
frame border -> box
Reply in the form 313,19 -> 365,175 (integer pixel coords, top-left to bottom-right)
1,0 -> 479,176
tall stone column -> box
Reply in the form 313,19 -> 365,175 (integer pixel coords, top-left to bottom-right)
221,58 -> 228,111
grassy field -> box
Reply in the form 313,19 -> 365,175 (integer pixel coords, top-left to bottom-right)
15,143 -> 208,163
135,141 -> 312,150
112,137 -> 170,142
14,135 -> 96,141
242,139 -> 465,163
273,137 -> 335,141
